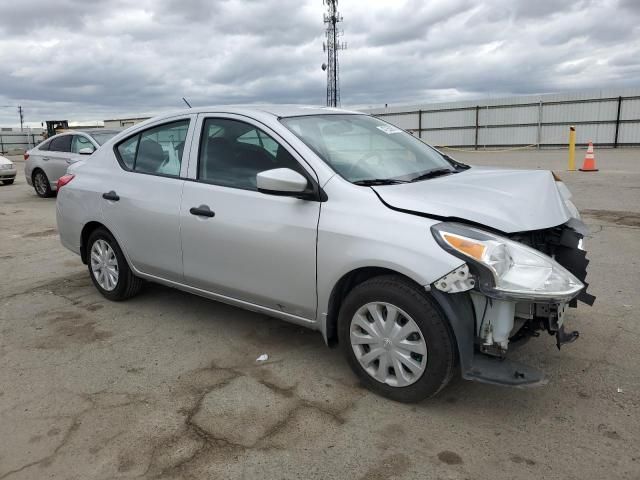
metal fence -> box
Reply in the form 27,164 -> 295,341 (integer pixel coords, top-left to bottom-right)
0,132 -> 41,155
365,89 -> 640,149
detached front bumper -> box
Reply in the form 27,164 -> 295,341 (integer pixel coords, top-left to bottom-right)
431,219 -> 594,388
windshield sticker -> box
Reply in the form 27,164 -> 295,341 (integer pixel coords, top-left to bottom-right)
376,125 -> 402,134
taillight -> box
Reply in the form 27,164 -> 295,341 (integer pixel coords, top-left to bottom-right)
57,174 -> 75,189
24,152 -> 29,161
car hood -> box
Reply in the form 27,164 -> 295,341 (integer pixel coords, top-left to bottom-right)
0,155 -> 13,165
372,167 -> 571,233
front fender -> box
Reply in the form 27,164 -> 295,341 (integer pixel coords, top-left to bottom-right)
429,289 -> 476,374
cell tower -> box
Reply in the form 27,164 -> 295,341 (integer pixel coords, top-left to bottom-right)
322,0 -> 346,107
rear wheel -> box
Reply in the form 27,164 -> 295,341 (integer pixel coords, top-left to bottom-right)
338,275 -> 456,402
2,179 -> 14,185
87,228 -> 143,301
33,170 -> 53,197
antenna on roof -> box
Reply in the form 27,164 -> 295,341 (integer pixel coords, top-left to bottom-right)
182,97 -> 192,108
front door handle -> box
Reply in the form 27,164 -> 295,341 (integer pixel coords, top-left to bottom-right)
102,191 -> 120,201
189,205 -> 215,218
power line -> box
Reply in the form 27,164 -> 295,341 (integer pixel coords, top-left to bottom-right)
321,0 -> 346,107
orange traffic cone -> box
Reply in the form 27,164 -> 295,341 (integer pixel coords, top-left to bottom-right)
579,141 -> 598,172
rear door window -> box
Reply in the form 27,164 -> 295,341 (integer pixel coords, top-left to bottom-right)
49,135 -> 72,153
115,119 -> 190,177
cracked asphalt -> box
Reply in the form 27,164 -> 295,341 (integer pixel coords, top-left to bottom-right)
1,149 -> 639,479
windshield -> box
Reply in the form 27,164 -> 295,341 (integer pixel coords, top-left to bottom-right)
280,114 -> 454,183
89,131 -> 119,145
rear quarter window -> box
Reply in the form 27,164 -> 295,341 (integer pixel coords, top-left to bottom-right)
38,139 -> 52,151
114,119 -> 189,176
116,135 -> 138,170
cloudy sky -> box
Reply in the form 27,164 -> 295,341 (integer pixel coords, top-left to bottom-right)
0,0 -> 639,126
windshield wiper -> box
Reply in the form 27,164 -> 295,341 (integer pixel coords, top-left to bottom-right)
409,168 -> 455,183
353,178 -> 409,186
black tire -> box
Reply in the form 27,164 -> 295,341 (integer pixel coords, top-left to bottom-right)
2,179 -> 14,185
86,228 -> 143,301
33,169 -> 53,198
338,275 -> 456,402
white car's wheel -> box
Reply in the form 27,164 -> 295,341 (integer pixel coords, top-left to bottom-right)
339,275 -> 456,402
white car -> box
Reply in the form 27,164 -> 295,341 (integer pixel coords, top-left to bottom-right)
24,129 -> 120,197
0,155 -> 17,185
56,106 -> 594,402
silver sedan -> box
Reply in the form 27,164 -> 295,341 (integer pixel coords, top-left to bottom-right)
25,129 -> 120,197
56,106 -> 593,401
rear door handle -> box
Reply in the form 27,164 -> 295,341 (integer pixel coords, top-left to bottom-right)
102,191 -> 120,201
189,205 -> 215,218
42,157 -> 50,161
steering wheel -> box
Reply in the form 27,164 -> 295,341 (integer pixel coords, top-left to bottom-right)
345,151 -> 383,177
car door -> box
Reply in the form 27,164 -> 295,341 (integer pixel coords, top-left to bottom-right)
45,134 -> 74,183
101,116 -> 195,282
180,115 -> 321,320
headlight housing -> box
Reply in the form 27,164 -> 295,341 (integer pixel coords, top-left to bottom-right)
431,222 -> 584,302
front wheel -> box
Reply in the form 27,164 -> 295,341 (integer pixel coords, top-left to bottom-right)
338,275 -> 456,402
87,228 -> 143,301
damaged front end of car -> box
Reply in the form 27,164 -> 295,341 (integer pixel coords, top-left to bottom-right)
429,219 -> 595,388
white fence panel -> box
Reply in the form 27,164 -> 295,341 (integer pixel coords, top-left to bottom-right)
368,88 -> 640,147
479,105 -> 538,125
378,113 -> 417,130
421,129 -> 475,147
621,98 -> 640,120
618,124 -> 640,143
478,126 -> 537,146
422,109 -> 474,128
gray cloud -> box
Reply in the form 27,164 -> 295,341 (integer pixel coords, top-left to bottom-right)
0,0 -> 638,126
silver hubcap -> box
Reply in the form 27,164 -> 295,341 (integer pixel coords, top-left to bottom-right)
34,173 -> 47,195
90,239 -> 119,291
350,302 -> 427,387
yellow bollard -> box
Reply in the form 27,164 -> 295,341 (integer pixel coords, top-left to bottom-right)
568,126 -> 576,171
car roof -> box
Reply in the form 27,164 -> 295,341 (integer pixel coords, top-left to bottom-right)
48,129 -> 121,137
150,104 -> 365,121
80,129 -> 122,135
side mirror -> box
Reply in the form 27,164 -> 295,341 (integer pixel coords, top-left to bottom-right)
78,147 -> 94,155
257,168 -> 309,196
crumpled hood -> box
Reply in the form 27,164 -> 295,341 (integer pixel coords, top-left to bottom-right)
372,167 -> 571,233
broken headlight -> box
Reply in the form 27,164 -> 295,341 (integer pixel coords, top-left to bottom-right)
431,222 -> 584,302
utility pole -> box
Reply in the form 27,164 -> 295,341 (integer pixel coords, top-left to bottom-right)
0,104 -> 23,130
321,0 -> 346,107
